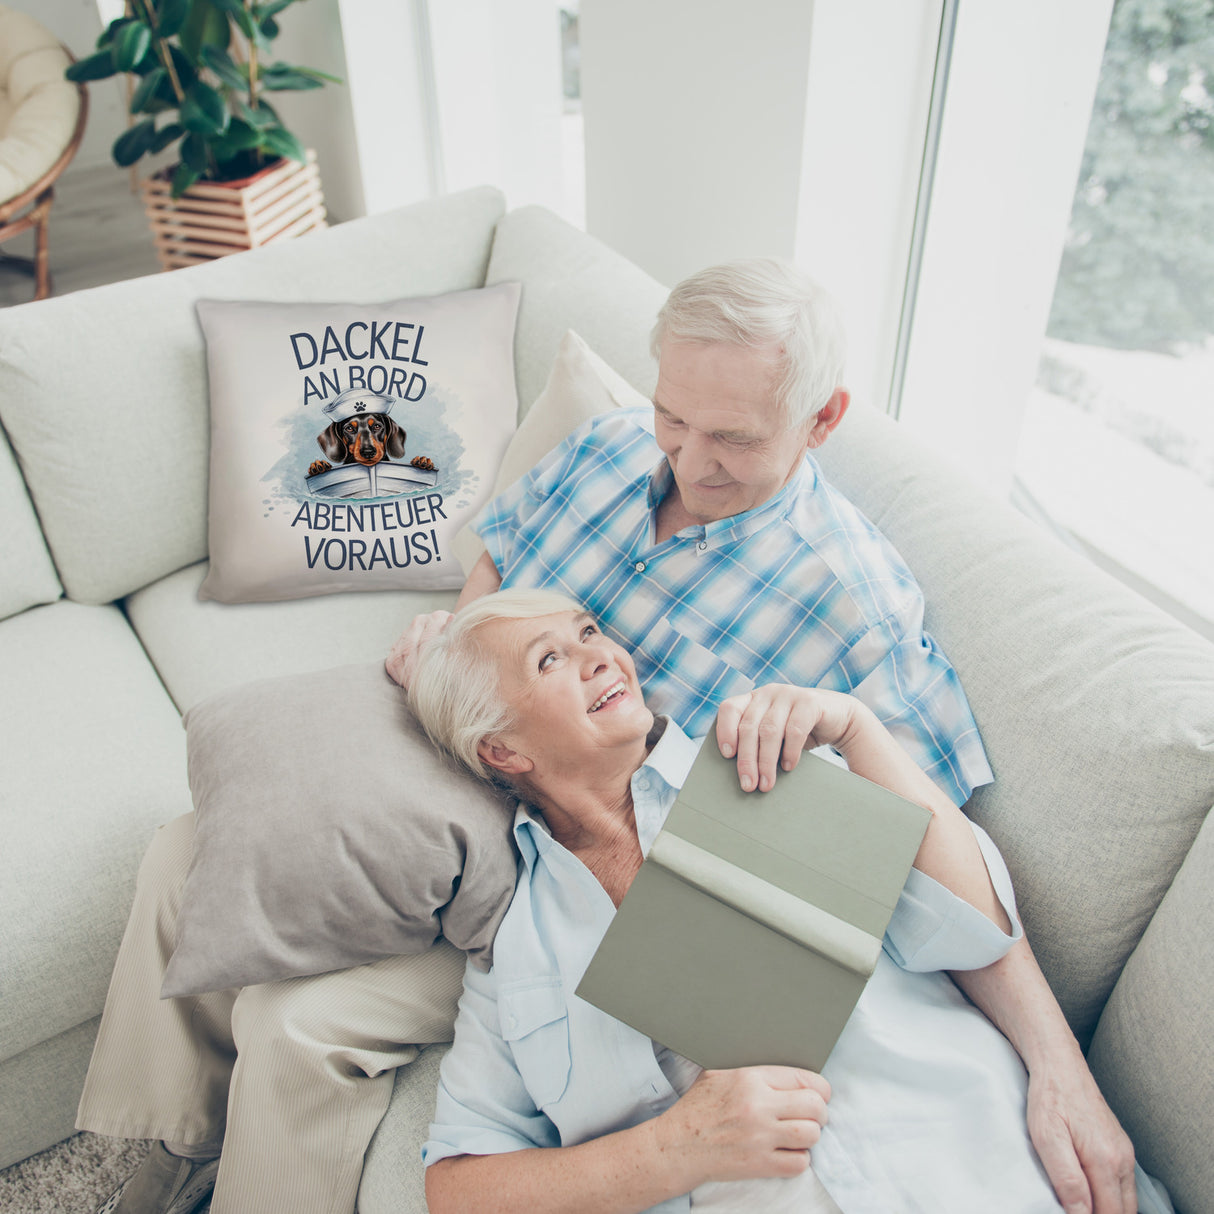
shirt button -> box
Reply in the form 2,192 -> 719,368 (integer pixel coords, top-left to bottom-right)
697,541 -> 708,551
634,561 -> 646,573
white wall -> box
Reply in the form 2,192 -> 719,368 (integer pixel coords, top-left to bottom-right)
579,0 -> 818,288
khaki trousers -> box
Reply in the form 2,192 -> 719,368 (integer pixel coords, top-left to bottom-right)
76,814 -> 466,1214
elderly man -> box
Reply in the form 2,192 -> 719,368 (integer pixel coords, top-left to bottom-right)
389,260 -> 1136,1213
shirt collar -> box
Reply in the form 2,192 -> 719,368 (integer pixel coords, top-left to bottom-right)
645,456 -> 818,547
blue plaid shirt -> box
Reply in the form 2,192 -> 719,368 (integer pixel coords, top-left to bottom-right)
475,407 -> 992,805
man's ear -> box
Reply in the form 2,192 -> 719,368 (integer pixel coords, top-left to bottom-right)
477,738 -> 533,777
806,388 -> 850,450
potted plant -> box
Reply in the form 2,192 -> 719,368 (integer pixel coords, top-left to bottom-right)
66,0 -> 340,268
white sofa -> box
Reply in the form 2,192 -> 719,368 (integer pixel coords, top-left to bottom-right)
0,186 -> 1211,1213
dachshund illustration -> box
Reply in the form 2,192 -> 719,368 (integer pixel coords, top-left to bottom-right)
308,388 -> 406,476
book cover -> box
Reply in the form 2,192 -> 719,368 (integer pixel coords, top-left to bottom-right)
575,744 -> 932,1071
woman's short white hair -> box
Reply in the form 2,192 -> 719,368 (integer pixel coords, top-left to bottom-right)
407,588 -> 586,782
650,258 -> 847,429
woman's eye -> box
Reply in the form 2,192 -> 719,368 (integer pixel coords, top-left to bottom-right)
538,651 -> 557,671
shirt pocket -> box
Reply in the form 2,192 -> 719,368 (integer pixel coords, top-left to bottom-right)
636,615 -> 754,721
499,978 -> 572,1110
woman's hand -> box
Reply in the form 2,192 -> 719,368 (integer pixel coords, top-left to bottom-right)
715,685 -> 861,792
385,610 -> 453,688
653,1066 -> 830,1185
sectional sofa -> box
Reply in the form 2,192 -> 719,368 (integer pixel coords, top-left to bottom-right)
0,185 -> 1210,1213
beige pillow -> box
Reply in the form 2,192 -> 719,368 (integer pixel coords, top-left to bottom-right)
196,284 -> 520,603
452,329 -> 649,574
162,662 -> 519,997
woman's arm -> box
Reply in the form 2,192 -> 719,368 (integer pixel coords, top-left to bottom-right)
427,1065 -> 830,1214
715,684 -> 1010,931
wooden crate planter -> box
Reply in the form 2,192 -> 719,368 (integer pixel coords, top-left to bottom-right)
140,150 -> 327,271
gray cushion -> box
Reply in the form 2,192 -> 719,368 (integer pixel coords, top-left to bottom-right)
124,560 -> 456,713
0,186 -> 506,605
1088,805 -> 1214,1214
814,403 -> 1214,1044
0,423 -> 60,621
162,663 -> 519,997
485,204 -> 668,415
0,601 -> 191,1062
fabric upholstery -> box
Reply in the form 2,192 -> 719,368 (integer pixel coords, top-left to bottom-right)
814,402 -> 1214,1046
124,561 -> 454,714
0,186 -> 506,606
1088,805 -> 1214,1214
164,663 -> 517,996
485,205 -> 667,416
0,421 -> 60,620
0,600 -> 191,1063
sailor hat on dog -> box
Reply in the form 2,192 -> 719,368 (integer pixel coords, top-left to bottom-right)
323,388 -> 396,424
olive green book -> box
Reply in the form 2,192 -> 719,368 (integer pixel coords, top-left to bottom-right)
575,745 -> 932,1071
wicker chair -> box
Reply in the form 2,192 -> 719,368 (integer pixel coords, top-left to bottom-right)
0,5 -> 87,302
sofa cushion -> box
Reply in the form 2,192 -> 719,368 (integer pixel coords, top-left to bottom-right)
813,402 -> 1214,1045
452,329 -> 641,573
163,663 -> 517,997
0,422 -> 60,620
1088,804 -> 1214,1214
124,561 -> 454,714
485,205 -> 668,416
0,600 -> 191,1063
0,186 -> 506,606
195,283 -> 519,603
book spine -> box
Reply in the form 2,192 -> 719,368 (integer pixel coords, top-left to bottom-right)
648,832 -> 882,977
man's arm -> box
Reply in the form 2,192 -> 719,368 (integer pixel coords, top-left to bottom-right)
951,942 -> 1137,1214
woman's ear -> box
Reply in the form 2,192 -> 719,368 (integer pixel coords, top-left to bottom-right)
477,739 -> 533,777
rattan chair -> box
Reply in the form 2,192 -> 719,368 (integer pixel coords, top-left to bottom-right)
0,6 -> 87,302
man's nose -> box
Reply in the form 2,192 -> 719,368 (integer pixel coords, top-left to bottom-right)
677,431 -> 720,480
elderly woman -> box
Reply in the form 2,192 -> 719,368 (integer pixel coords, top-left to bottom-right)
408,588 -> 1092,1214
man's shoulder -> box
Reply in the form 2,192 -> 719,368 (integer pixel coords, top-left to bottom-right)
558,406 -> 657,471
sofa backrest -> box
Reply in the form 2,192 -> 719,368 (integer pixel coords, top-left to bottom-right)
0,422 -> 61,619
0,186 -> 507,606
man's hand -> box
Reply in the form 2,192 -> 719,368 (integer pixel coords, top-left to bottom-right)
715,684 -> 860,792
385,610 -> 453,689
1026,1061 -> 1137,1214
653,1066 -> 830,1186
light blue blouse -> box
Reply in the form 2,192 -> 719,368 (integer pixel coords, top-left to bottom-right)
424,721 -> 1066,1212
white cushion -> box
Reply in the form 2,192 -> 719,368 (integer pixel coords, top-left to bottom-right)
0,600 -> 191,1063
0,186 -> 507,605
0,423 -> 60,620
485,205 -> 668,416
125,560 -> 456,713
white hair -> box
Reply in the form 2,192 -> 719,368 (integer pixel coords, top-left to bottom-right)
407,588 -> 585,782
650,258 -> 847,428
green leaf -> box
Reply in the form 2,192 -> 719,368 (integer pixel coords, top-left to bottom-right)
112,20 -> 152,72
167,44 -> 198,91
259,62 -> 323,91
66,50 -> 119,83
129,66 -> 166,113
259,15 -> 279,40
259,125 -> 305,163
200,44 -> 248,90
155,0 -> 191,40
96,17 -> 128,50
294,65 -> 343,85
150,122 -> 185,153
112,119 -> 157,167
171,162 -> 201,197
254,0 -> 297,19
180,131 -> 210,172
180,0 -> 231,63
234,97 -> 278,129
221,118 -> 263,150
181,81 -> 230,135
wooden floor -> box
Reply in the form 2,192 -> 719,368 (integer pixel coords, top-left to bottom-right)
0,162 -> 162,308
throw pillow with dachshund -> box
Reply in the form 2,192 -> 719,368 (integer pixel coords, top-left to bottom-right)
195,283 -> 520,602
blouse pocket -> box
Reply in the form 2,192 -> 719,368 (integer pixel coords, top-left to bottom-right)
499,978 -> 572,1109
